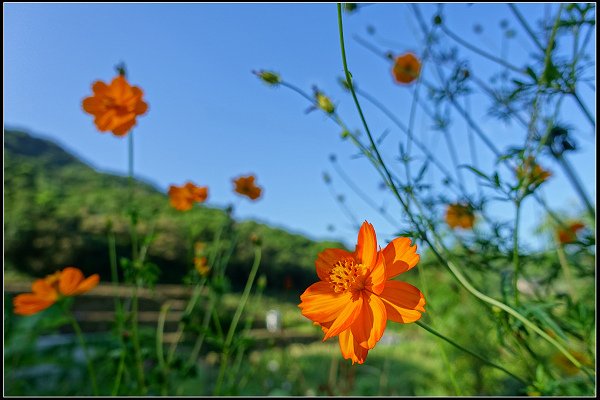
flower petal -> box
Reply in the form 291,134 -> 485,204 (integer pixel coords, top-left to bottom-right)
350,291 -> 387,349
31,279 -> 58,299
339,328 -> 369,364
299,281 -> 351,324
379,280 -> 425,323
355,221 -> 377,268
315,248 -> 354,281
323,294 -> 363,341
112,118 -> 137,136
72,274 -> 100,295
366,252 -> 386,295
13,293 -> 56,315
382,237 -> 420,280
59,267 -> 85,296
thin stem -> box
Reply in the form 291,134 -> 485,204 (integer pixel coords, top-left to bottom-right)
66,309 -> 99,395
555,241 -> 578,302
439,23 -> 526,75
571,91 -> 595,129
416,320 -> 526,385
130,283 -> 147,394
167,279 -> 207,364
214,246 -> 262,395
157,302 -> 171,396
107,228 -> 126,396
513,200 -> 522,307
337,2 -> 586,373
556,154 -> 595,220
508,4 -> 544,52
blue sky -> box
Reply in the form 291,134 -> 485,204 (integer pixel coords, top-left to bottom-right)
4,3 -> 596,249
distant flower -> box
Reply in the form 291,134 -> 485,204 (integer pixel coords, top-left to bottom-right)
168,182 -> 208,211
552,350 -> 591,376
82,75 -> 148,137
392,53 -> 421,84
254,70 -> 281,86
13,267 -> 99,316
516,156 -> 551,192
194,256 -> 210,277
445,203 -> 475,229
233,175 -> 263,200
313,88 -> 335,114
556,221 -> 585,245
299,221 -> 425,364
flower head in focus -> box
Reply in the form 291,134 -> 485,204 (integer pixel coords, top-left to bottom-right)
299,221 -> 425,364
445,203 -> 476,230
82,73 -> 148,137
168,182 -> 208,211
233,175 -> 263,201
392,53 -> 421,84
13,267 -> 100,316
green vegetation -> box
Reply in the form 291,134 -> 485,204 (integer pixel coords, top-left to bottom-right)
4,129 -> 344,290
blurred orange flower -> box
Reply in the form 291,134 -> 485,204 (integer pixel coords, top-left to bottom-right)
557,221 -> 585,244
82,75 -> 148,137
299,221 -> 425,364
233,175 -> 262,200
194,256 -> 211,277
445,203 -> 475,229
168,182 -> 208,211
516,156 -> 551,191
392,53 -> 421,84
13,267 -> 99,316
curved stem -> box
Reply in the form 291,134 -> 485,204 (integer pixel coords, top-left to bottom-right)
66,309 -> 99,395
157,302 -> 171,396
571,91 -> 595,128
214,246 -> 262,395
439,23 -> 525,75
513,200 -> 522,307
336,3 -> 587,373
556,154 -> 595,221
508,4 -> 544,52
416,321 -> 526,385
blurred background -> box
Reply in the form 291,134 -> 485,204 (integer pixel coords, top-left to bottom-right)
4,3 -> 596,396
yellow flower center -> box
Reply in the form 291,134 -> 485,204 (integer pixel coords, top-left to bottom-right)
329,259 -> 366,293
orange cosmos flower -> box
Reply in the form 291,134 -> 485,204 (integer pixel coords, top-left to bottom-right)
392,53 -> 421,84
82,74 -> 148,137
556,221 -> 585,245
13,267 -> 100,316
168,182 -> 208,211
445,203 -> 476,230
233,175 -> 263,200
516,156 -> 551,192
299,221 -> 425,364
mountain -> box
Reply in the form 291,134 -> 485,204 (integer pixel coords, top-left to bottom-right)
3,129 -> 345,292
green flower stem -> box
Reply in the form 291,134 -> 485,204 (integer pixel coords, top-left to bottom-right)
108,229 -> 127,396
439,21 -> 525,75
336,3 -> 587,374
214,245 -> 262,395
130,282 -> 147,394
555,241 -> 578,302
65,308 -> 99,395
416,320 -> 526,385
166,278 -> 207,365
508,4 -> 544,52
513,199 -> 522,307
571,90 -> 595,128
184,292 -> 216,371
157,302 -> 171,396
556,154 -> 595,220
